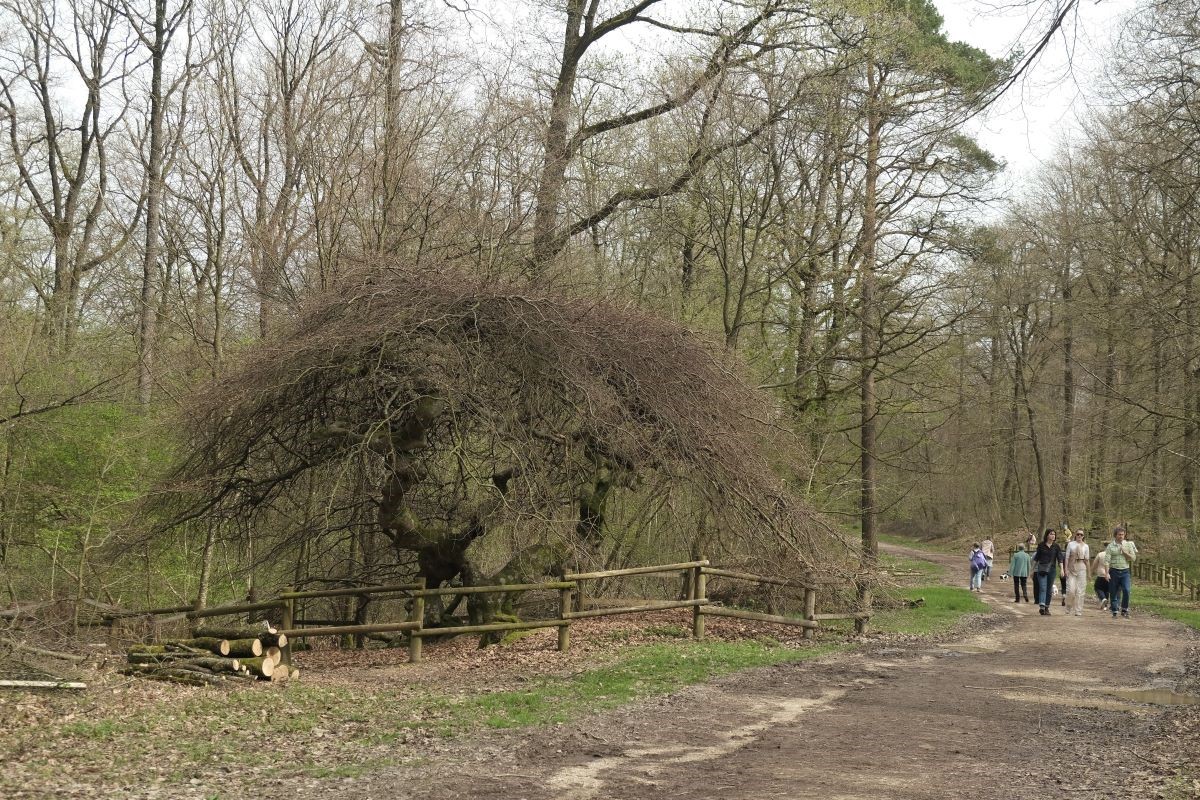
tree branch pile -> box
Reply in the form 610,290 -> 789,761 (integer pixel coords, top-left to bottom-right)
153,264 -> 853,606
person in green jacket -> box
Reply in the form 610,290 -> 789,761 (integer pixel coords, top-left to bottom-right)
1008,544 -> 1032,603
1105,527 -> 1138,619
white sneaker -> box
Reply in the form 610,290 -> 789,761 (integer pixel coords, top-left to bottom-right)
1100,599 -> 1108,610
1074,612 -> 1082,617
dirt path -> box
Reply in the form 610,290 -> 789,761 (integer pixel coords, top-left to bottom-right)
294,543 -> 1198,799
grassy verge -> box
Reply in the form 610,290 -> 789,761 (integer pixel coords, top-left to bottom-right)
818,586 -> 989,637
1135,583 -> 1200,631
870,587 -> 991,635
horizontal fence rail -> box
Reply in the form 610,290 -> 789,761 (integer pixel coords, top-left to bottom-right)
108,558 -> 873,673
564,560 -> 709,581
563,598 -> 710,620
278,583 -> 424,601
700,566 -> 815,590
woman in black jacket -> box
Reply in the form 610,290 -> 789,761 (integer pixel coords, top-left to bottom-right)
1032,529 -> 1065,615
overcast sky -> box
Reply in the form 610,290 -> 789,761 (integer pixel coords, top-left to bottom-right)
936,0 -> 1141,187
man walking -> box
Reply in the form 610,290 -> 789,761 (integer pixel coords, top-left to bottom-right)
1105,527 -> 1138,619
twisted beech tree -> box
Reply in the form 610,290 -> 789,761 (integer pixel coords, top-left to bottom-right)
157,264 -> 842,623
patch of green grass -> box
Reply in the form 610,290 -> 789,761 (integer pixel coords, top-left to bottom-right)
1136,584 -> 1200,631
60,719 -> 118,740
866,586 -> 990,635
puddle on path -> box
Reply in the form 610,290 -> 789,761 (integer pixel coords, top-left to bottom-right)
1106,689 -> 1200,706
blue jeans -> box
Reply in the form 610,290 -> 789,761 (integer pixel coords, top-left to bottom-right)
1037,566 -> 1057,606
970,568 -> 983,590
1109,568 -> 1131,614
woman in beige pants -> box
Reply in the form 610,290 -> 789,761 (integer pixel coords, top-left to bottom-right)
1064,529 -> 1091,616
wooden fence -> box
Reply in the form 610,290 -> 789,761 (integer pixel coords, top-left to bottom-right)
107,559 -> 870,672
1133,559 -> 1200,601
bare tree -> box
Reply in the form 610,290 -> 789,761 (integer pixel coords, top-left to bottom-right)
121,0 -> 198,407
0,0 -> 140,350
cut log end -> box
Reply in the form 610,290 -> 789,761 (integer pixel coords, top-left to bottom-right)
239,656 -> 274,679
225,638 -> 263,658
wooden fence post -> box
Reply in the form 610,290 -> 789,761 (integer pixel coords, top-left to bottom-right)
557,584 -> 572,653
692,562 -> 706,640
803,588 -> 816,641
281,587 -> 294,670
409,578 -> 426,665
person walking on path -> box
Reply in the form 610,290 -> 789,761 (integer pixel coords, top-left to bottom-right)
1058,524 -> 1071,605
1009,544 -> 1032,602
1105,527 -> 1138,619
1024,530 -> 1037,551
981,538 -> 995,579
1033,529 -> 1065,615
1064,529 -> 1091,616
1092,549 -> 1111,610
969,544 -> 987,592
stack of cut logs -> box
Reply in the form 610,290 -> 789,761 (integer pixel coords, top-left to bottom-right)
120,624 -> 297,686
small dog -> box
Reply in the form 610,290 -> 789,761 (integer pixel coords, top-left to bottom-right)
999,572 -> 1010,580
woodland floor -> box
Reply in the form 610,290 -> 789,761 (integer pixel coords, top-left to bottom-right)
4,543 -> 1200,799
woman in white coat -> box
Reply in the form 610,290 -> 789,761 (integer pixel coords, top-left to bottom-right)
1063,529 -> 1091,616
